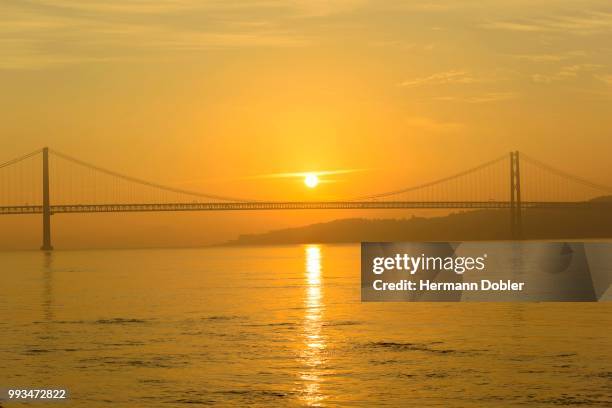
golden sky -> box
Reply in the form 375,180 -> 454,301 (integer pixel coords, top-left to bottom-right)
1,1 -> 611,247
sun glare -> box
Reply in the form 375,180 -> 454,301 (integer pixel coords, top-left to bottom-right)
304,173 -> 319,188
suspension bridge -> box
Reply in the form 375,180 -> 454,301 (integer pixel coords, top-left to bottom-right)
1,148 -> 611,250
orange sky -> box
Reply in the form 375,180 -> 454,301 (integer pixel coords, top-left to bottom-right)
1,1 -> 611,248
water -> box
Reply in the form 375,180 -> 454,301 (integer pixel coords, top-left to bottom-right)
1,245 -> 610,407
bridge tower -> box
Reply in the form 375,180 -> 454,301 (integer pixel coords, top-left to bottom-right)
41,147 -> 53,251
510,151 -> 522,239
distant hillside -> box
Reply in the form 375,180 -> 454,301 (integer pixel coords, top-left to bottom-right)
589,195 -> 612,203
224,204 -> 612,245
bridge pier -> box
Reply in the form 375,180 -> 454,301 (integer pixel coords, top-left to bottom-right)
41,147 -> 53,251
510,151 -> 522,239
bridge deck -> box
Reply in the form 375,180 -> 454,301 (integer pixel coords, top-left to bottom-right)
1,201 -> 610,215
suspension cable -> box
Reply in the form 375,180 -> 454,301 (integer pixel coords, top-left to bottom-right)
49,149 -> 255,202
0,149 -> 42,170
520,152 -> 612,193
351,153 -> 508,200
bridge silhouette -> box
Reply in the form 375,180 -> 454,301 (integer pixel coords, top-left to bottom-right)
1,147 -> 611,250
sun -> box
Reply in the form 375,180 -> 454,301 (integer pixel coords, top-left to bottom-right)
304,173 -> 319,188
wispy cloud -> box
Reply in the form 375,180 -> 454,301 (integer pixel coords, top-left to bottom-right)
482,11 -> 612,36
399,70 -> 478,87
483,21 -> 544,33
531,63 -> 603,83
251,168 -> 368,180
432,92 -> 518,103
28,0 -> 365,17
171,167 -> 369,186
509,51 -> 587,63
0,0 -> 321,69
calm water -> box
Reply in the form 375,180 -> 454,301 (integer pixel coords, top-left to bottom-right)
1,245 -> 611,407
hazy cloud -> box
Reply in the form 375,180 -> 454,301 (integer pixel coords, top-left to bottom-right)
404,117 -> 464,133
595,74 -> 612,85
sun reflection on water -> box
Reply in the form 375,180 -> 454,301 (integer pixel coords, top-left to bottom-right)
299,245 -> 327,406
